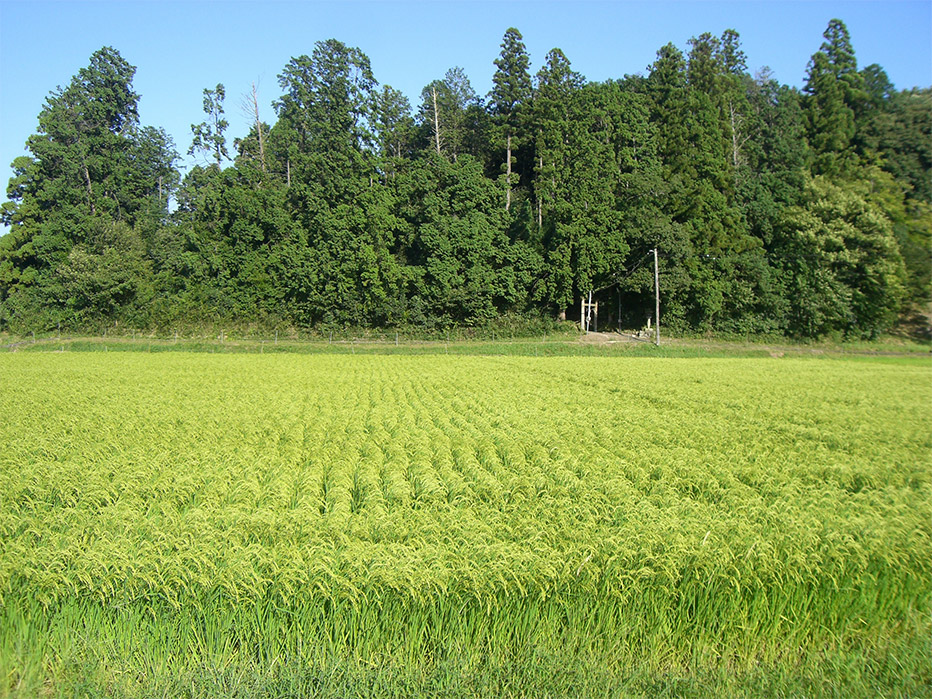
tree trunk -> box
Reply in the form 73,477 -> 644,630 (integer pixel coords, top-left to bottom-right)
82,161 -> 96,215
252,83 -> 267,173
506,133 -> 512,211
730,101 -> 740,168
538,155 -> 543,226
432,86 -> 442,157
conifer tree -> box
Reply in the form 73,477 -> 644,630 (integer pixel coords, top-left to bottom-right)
803,19 -> 865,176
417,67 -> 479,161
489,28 -> 532,210
1,47 -> 177,330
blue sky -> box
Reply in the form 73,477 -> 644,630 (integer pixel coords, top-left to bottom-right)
1,0 -> 930,195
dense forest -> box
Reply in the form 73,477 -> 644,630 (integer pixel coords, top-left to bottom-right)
1,20 -> 929,338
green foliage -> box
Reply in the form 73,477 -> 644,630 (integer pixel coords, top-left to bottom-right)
1,21 -> 928,339
395,154 -> 531,325
803,19 -> 867,177
489,28 -> 534,208
489,28 -> 532,126
775,175 -> 906,338
537,80 -> 636,309
416,67 -> 478,161
189,84 -> 230,166
0,47 -> 178,332
58,218 -> 154,326
374,85 -> 415,166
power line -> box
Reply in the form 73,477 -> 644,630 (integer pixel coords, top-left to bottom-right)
592,250 -> 653,294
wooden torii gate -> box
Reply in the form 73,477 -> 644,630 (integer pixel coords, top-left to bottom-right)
579,248 -> 660,345
580,291 -> 598,333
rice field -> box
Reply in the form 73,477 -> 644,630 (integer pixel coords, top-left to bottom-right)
1,351 -> 930,697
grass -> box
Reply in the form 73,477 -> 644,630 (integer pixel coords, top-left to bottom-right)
0,352 -> 929,697
5,331 -> 931,360
3,319 -> 930,360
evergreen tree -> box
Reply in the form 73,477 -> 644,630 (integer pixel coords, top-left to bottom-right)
537,80 -> 653,318
0,47 -> 178,330
533,48 -> 585,229
271,39 -> 378,200
374,85 -> 414,165
270,40 -> 407,326
489,28 -> 532,210
417,67 -> 479,161
648,41 -> 758,331
803,19 -> 866,176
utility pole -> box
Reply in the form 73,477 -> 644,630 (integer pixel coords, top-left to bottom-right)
652,248 -> 660,346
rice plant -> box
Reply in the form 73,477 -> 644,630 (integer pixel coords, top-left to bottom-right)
0,353 -> 929,696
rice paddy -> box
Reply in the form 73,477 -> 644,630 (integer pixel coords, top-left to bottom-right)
0,351 -> 929,697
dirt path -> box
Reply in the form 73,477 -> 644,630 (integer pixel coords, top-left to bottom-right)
577,331 -> 652,345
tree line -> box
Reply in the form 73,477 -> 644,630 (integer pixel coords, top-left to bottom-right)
1,20 -> 929,338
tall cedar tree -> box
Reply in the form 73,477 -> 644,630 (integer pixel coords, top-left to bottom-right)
0,47 -> 178,330
489,28 -> 532,210
803,19 -> 866,176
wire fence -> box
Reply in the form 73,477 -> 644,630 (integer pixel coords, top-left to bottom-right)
1,323 -> 685,358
